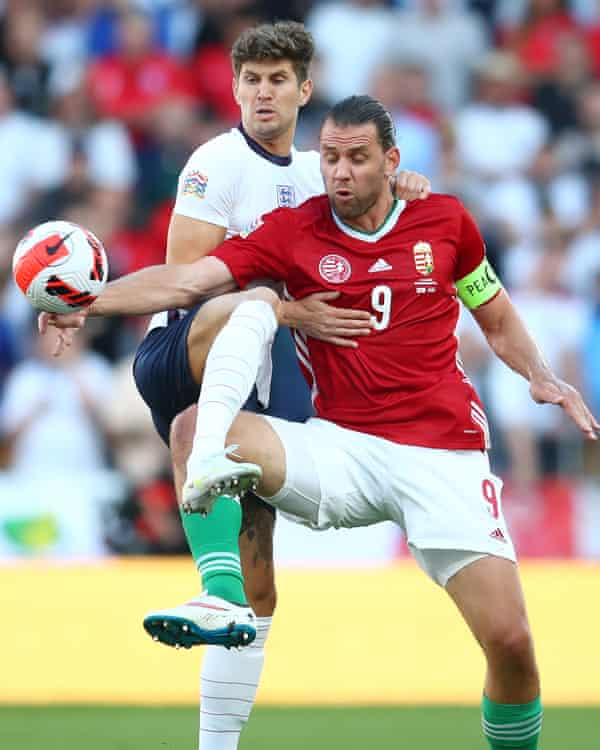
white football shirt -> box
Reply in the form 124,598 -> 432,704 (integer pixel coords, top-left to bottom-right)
148,125 -> 323,328
174,125 -> 323,238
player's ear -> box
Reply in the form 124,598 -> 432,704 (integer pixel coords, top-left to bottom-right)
232,76 -> 240,105
385,146 -> 401,178
298,78 -> 313,107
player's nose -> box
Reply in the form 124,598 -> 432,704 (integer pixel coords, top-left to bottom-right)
332,162 -> 351,180
257,84 -> 273,100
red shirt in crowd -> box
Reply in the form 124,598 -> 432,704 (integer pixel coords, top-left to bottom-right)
87,52 -> 194,122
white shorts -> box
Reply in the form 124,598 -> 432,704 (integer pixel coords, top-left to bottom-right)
263,417 -> 516,587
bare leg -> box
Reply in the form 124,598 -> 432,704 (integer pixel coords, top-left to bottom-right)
446,556 -> 539,703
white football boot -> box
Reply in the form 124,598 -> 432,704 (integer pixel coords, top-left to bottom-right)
143,593 -> 256,650
181,445 -> 262,516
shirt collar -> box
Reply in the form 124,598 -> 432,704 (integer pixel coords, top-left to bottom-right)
237,124 -> 292,167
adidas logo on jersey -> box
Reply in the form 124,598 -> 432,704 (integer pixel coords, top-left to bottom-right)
490,528 -> 506,543
368,258 -> 393,273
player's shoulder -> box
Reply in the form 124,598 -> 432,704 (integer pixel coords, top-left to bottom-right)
184,128 -> 244,170
261,194 -> 327,228
405,192 -> 469,221
290,193 -> 328,223
412,192 -> 464,211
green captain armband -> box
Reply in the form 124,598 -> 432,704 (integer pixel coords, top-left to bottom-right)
455,258 -> 502,309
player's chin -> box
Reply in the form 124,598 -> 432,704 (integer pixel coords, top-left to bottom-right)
332,196 -> 360,219
252,118 -> 282,138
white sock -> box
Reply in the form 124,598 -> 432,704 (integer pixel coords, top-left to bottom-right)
198,616 -> 272,750
186,300 -> 277,479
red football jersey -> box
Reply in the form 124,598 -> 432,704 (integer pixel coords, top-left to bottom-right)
212,194 -> 491,450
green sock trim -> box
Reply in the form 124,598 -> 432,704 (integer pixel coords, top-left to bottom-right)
482,695 -> 543,749
179,495 -> 246,605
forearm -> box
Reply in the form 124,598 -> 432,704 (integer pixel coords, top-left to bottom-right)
89,262 -> 234,317
483,303 -> 551,381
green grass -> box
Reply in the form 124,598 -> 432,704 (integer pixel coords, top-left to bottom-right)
0,706 -> 598,749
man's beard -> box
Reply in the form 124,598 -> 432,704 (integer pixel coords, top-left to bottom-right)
331,190 -> 378,221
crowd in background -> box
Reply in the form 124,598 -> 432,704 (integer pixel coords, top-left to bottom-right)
0,0 -> 599,555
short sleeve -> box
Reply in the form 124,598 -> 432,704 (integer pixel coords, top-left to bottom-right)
211,208 -> 291,288
454,204 -> 503,310
173,138 -> 238,228
454,205 -> 486,281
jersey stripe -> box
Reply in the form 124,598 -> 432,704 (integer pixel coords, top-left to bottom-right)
284,284 -> 320,404
470,401 -> 491,449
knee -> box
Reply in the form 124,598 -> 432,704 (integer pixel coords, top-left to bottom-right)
243,286 -> 279,308
169,406 -> 197,467
483,620 -> 536,671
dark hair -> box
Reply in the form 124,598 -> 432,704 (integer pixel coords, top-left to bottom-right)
322,95 -> 396,151
231,21 -> 314,84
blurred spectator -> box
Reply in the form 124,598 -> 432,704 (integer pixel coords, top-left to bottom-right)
295,61 -> 331,149
453,50 -> 548,239
307,0 -> 394,103
0,226 -> 35,369
501,0 -> 579,77
0,2 -> 51,115
87,6 -> 194,137
554,79 -> 600,181
583,1 -> 600,76
532,30 -> 592,136
582,269 -> 600,415
0,321 -> 114,475
87,0 -> 202,59
0,228 -> 21,394
564,178 -> 600,297
102,354 -> 185,554
371,59 -> 443,183
486,228 -> 589,483
392,0 -> 489,113
40,0 -> 91,71
136,96 -> 204,213
26,61 -> 137,226
190,6 -> 263,123
0,67 -> 69,228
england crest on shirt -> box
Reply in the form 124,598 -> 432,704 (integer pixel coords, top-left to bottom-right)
277,185 -> 296,208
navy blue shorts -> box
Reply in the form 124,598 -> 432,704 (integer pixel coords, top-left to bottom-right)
133,307 -> 313,446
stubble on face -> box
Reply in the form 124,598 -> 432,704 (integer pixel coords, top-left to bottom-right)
321,124 -> 386,220
330,189 -> 379,220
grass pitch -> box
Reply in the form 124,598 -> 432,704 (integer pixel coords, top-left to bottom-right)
0,706 -> 598,749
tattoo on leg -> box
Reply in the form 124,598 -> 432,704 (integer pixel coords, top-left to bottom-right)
240,493 -> 275,567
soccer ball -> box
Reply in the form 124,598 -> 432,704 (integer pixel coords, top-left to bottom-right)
12,220 -> 108,314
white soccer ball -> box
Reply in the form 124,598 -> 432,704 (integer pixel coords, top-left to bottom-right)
12,220 -> 108,314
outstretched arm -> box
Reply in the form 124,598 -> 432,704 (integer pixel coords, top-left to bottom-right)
45,256 -> 235,322
94,256 -> 236,316
471,290 -> 599,440
39,256 -> 236,355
